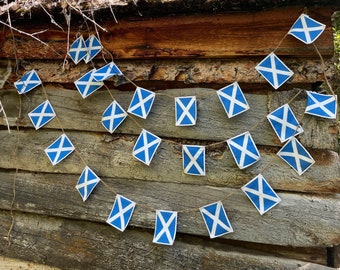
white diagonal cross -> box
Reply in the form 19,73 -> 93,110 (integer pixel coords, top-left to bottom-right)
153,211 -> 177,244
200,203 -> 232,237
257,54 -> 292,89
69,37 -> 87,63
45,134 -> 74,165
129,88 -> 154,118
133,131 -> 160,164
102,102 -> 127,132
15,71 -> 41,94
306,92 -> 336,118
290,15 -> 325,44
29,101 -> 55,129
218,84 -> 248,116
76,71 -> 103,97
107,196 -> 135,231
76,168 -> 100,201
183,146 -> 204,175
228,133 -> 259,168
176,97 -> 196,125
242,176 -> 280,214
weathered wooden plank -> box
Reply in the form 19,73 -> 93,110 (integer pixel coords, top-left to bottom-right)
0,210 -> 335,269
0,171 -> 339,247
0,88 -> 337,150
0,256 -> 60,270
0,129 -> 339,193
0,7 -> 334,60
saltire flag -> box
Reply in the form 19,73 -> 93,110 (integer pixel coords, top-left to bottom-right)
255,52 -> 294,89
106,194 -> 136,232
153,210 -> 177,245
288,14 -> 326,44
227,131 -> 260,169
277,137 -> 315,175
175,96 -> 197,126
74,69 -> 104,98
128,87 -> 156,119
44,134 -> 75,166
241,174 -> 281,215
14,70 -> 42,94
217,82 -> 249,118
182,145 -> 205,176
68,36 -> 88,64
132,129 -> 161,165
76,166 -> 101,201
84,35 -> 102,63
93,62 -> 123,82
199,201 -> 233,238
102,100 -> 127,133
28,100 -> 56,130
305,91 -> 337,119
267,104 -> 303,143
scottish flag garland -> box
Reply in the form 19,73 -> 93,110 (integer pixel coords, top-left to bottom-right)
132,129 -> 161,165
74,69 -> 104,98
14,70 -> 42,94
93,62 -> 123,82
241,174 -> 281,215
102,100 -> 128,133
128,87 -> 156,119
153,210 -> 177,245
28,100 -> 56,130
68,36 -> 88,64
84,35 -> 103,63
182,145 -> 205,176
44,134 -> 75,166
305,91 -> 337,119
76,166 -> 101,202
200,201 -> 233,238
175,96 -> 197,126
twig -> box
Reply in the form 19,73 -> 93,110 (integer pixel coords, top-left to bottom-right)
39,3 -> 64,31
0,100 -> 11,133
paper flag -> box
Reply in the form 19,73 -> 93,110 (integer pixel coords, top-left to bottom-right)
227,131 -> 260,169
102,101 -> 128,133
288,14 -> 326,44
277,136 -> 315,175
182,145 -> 205,176
68,36 -> 88,64
28,100 -> 56,130
132,129 -> 161,165
199,201 -> 233,238
76,166 -> 101,201
153,210 -> 177,245
84,35 -> 102,63
106,194 -> 136,232
267,104 -> 303,143
241,174 -> 281,215
44,134 -> 75,166
255,52 -> 294,89
175,96 -> 197,126
127,87 -> 156,119
305,91 -> 337,119
74,69 -> 104,98
93,62 -> 123,81
217,82 -> 249,118
14,70 -> 42,94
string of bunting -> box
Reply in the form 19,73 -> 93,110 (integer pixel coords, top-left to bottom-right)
13,12 -> 337,245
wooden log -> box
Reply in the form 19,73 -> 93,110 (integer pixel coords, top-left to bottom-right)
0,88 -> 338,150
0,256 -> 60,270
0,129 -> 339,193
0,210 -> 335,269
0,171 -> 339,247
0,7 -> 335,60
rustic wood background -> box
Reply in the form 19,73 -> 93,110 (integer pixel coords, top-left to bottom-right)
0,2 -> 339,269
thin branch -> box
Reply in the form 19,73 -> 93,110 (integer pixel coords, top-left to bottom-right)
39,3 -> 64,31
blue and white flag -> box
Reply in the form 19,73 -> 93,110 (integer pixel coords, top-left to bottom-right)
132,129 -> 161,165
255,52 -> 294,89
74,69 -> 104,98
44,134 -> 75,166
14,70 -> 42,94
76,166 -> 101,201
68,36 -> 88,64
28,100 -> 56,130
305,91 -> 337,119
175,96 -> 197,126
106,194 -> 136,232
128,87 -> 155,119
102,101 -> 127,133
153,210 -> 177,245
277,137 -> 315,175
93,62 -> 123,81
217,82 -> 249,118
267,104 -> 303,143
289,14 -> 326,44
200,201 -> 233,238
227,131 -> 260,169
182,145 -> 205,176
241,174 -> 281,215
84,35 -> 102,63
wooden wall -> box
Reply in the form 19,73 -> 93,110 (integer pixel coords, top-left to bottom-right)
0,4 -> 339,269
